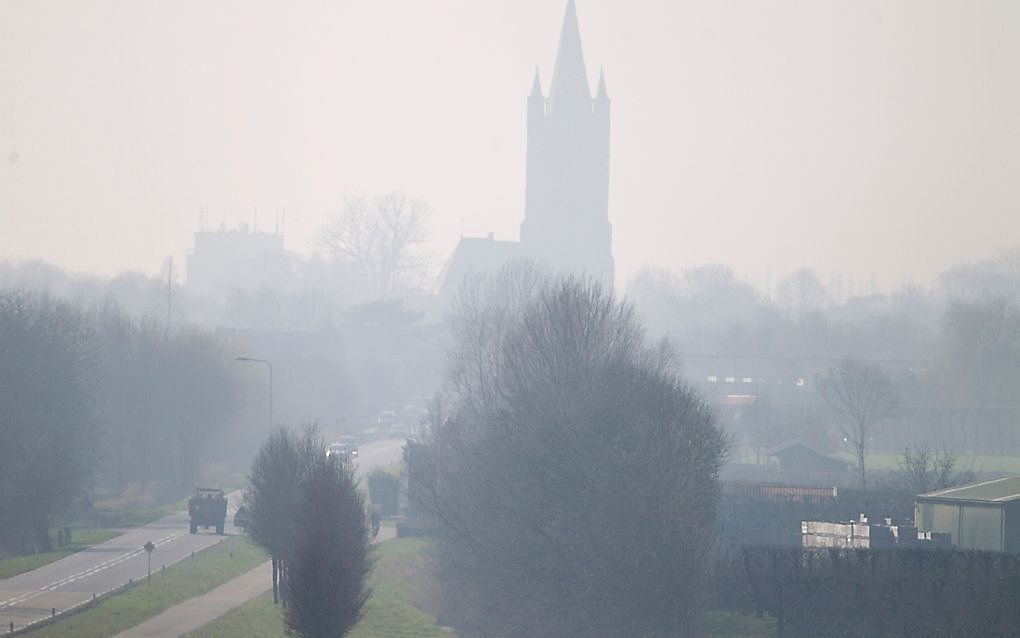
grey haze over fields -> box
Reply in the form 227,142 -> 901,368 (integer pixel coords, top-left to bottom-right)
1,0 -> 1018,288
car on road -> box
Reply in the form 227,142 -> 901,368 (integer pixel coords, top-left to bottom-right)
337,435 -> 359,457
326,442 -> 357,460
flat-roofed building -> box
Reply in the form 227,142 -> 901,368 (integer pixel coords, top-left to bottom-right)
915,476 -> 1020,553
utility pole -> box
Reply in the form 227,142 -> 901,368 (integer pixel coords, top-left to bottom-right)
235,357 -> 273,435
165,255 -> 174,328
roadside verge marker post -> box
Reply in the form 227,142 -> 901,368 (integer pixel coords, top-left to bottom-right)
144,542 -> 156,585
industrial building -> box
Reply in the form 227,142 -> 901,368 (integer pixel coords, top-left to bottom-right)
915,476 -> 1020,553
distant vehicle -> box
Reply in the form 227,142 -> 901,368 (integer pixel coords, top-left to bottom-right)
188,487 -> 227,535
377,411 -> 397,427
327,442 -> 357,460
233,504 -> 250,530
388,423 -> 410,439
337,435 -> 359,457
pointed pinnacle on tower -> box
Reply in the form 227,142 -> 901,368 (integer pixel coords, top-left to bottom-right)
596,67 -> 609,101
530,66 -> 544,98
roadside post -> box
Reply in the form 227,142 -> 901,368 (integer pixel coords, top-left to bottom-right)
143,541 -> 156,585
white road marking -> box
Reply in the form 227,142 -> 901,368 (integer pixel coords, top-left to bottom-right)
0,529 -> 189,608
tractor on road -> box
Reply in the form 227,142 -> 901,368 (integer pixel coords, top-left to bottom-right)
188,487 -> 227,535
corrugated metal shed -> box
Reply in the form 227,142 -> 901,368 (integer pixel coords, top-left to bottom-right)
915,476 -> 1020,553
919,476 -> 1020,503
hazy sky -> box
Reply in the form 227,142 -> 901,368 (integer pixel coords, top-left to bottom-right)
2,1 -> 1018,290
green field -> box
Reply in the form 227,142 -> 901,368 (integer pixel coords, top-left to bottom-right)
185,538 -> 448,638
0,530 -> 120,579
834,452 -> 1020,475
187,538 -> 777,638
21,535 -> 267,638
732,445 -> 1020,477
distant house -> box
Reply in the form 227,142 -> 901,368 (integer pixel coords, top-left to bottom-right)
915,476 -> 1020,553
765,441 -> 849,474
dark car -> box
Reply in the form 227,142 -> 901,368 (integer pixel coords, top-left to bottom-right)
233,504 -> 250,530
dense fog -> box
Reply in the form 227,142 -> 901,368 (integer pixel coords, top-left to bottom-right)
3,1 -> 1019,636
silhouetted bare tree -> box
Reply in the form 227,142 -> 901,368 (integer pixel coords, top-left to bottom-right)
419,272 -> 726,637
285,453 -> 371,638
320,191 -> 430,299
817,358 -> 900,492
776,268 -> 829,320
896,444 -> 976,494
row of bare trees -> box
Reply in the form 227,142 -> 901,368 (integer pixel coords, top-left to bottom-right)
413,266 -> 727,637
0,291 -> 241,554
630,252 -> 1020,461
0,293 -> 96,554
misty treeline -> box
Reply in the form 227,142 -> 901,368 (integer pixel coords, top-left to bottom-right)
629,248 -> 1020,459
715,545 -> 1020,637
0,258 -> 441,422
0,291 -> 239,554
244,426 -> 370,638
412,264 -> 726,637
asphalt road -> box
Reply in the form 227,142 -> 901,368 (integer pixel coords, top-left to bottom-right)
0,438 -> 405,634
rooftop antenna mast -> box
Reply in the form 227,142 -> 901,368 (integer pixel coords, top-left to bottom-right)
165,255 -> 174,330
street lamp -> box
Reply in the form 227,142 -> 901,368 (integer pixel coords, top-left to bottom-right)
235,357 -> 273,434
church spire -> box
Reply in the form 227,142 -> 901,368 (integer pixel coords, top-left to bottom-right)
549,0 -> 591,111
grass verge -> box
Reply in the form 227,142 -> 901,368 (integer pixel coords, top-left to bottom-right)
101,496 -> 191,529
184,538 -> 447,638
20,535 -> 266,638
0,531 -> 120,580
183,538 -> 778,638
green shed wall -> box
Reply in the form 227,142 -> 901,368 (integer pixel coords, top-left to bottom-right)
1006,501 -> 1020,553
916,500 -> 1005,552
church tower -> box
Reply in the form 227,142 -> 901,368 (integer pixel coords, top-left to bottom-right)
520,0 -> 614,284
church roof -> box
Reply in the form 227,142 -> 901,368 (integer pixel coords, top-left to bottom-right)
549,0 -> 592,111
437,235 -> 522,298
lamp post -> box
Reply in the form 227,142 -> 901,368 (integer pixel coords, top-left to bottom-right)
235,357 -> 273,434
